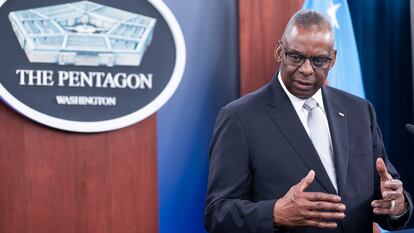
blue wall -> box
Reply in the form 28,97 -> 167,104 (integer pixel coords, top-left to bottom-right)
157,1 -> 238,233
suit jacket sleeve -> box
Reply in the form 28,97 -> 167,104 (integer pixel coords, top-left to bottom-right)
204,106 -> 277,233
368,101 -> 413,230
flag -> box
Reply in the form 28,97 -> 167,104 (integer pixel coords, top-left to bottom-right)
302,0 -> 365,98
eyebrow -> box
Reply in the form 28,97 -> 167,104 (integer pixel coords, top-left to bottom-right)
285,48 -> 331,57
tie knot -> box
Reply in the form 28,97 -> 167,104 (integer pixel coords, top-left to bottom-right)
303,98 -> 317,111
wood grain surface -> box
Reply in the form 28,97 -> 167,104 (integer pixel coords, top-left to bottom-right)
239,0 -> 304,95
0,102 -> 158,233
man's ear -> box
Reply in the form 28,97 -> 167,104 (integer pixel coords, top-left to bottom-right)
329,50 -> 337,69
274,42 -> 282,62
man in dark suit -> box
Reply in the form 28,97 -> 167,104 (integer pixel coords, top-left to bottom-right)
204,10 -> 412,233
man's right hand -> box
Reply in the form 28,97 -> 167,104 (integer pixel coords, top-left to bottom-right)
273,170 -> 346,229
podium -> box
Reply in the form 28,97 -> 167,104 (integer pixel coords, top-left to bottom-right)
0,103 -> 158,233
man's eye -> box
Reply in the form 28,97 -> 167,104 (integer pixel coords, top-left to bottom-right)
289,54 -> 303,62
312,57 -> 329,66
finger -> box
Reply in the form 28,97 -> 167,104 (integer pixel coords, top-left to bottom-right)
372,199 -> 405,216
384,180 -> 403,190
305,210 -> 346,221
372,197 -> 404,208
382,191 -> 403,200
372,199 -> 394,215
304,192 -> 342,203
372,206 -> 403,215
298,170 -> 315,192
373,207 -> 392,215
376,158 -> 391,181
302,219 -> 337,229
371,199 -> 394,209
307,200 -> 346,212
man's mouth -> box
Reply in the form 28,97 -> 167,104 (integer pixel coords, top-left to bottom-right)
293,80 -> 314,90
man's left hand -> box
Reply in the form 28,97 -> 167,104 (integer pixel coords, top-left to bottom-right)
371,158 -> 406,216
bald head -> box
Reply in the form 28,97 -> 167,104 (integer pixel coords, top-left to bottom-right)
282,10 -> 334,46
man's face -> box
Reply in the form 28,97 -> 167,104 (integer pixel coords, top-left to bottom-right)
275,25 -> 336,99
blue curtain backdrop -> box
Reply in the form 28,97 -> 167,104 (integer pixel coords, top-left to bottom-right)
348,0 -> 414,227
157,1 -> 238,233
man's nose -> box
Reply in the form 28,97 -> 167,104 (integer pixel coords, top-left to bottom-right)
298,58 -> 315,75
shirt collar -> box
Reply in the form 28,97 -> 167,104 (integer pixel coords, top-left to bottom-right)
277,72 -> 325,112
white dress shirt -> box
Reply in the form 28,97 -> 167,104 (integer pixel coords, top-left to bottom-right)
278,73 -> 338,191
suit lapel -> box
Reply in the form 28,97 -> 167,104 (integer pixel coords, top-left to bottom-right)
265,78 -> 337,194
322,87 -> 349,196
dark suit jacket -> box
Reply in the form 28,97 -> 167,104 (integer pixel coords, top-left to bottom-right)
204,77 -> 413,233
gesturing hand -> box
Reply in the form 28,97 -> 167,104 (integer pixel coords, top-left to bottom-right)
371,158 -> 406,216
273,170 -> 346,229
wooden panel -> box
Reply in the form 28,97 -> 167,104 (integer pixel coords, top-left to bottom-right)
239,0 -> 304,95
0,102 -> 158,233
